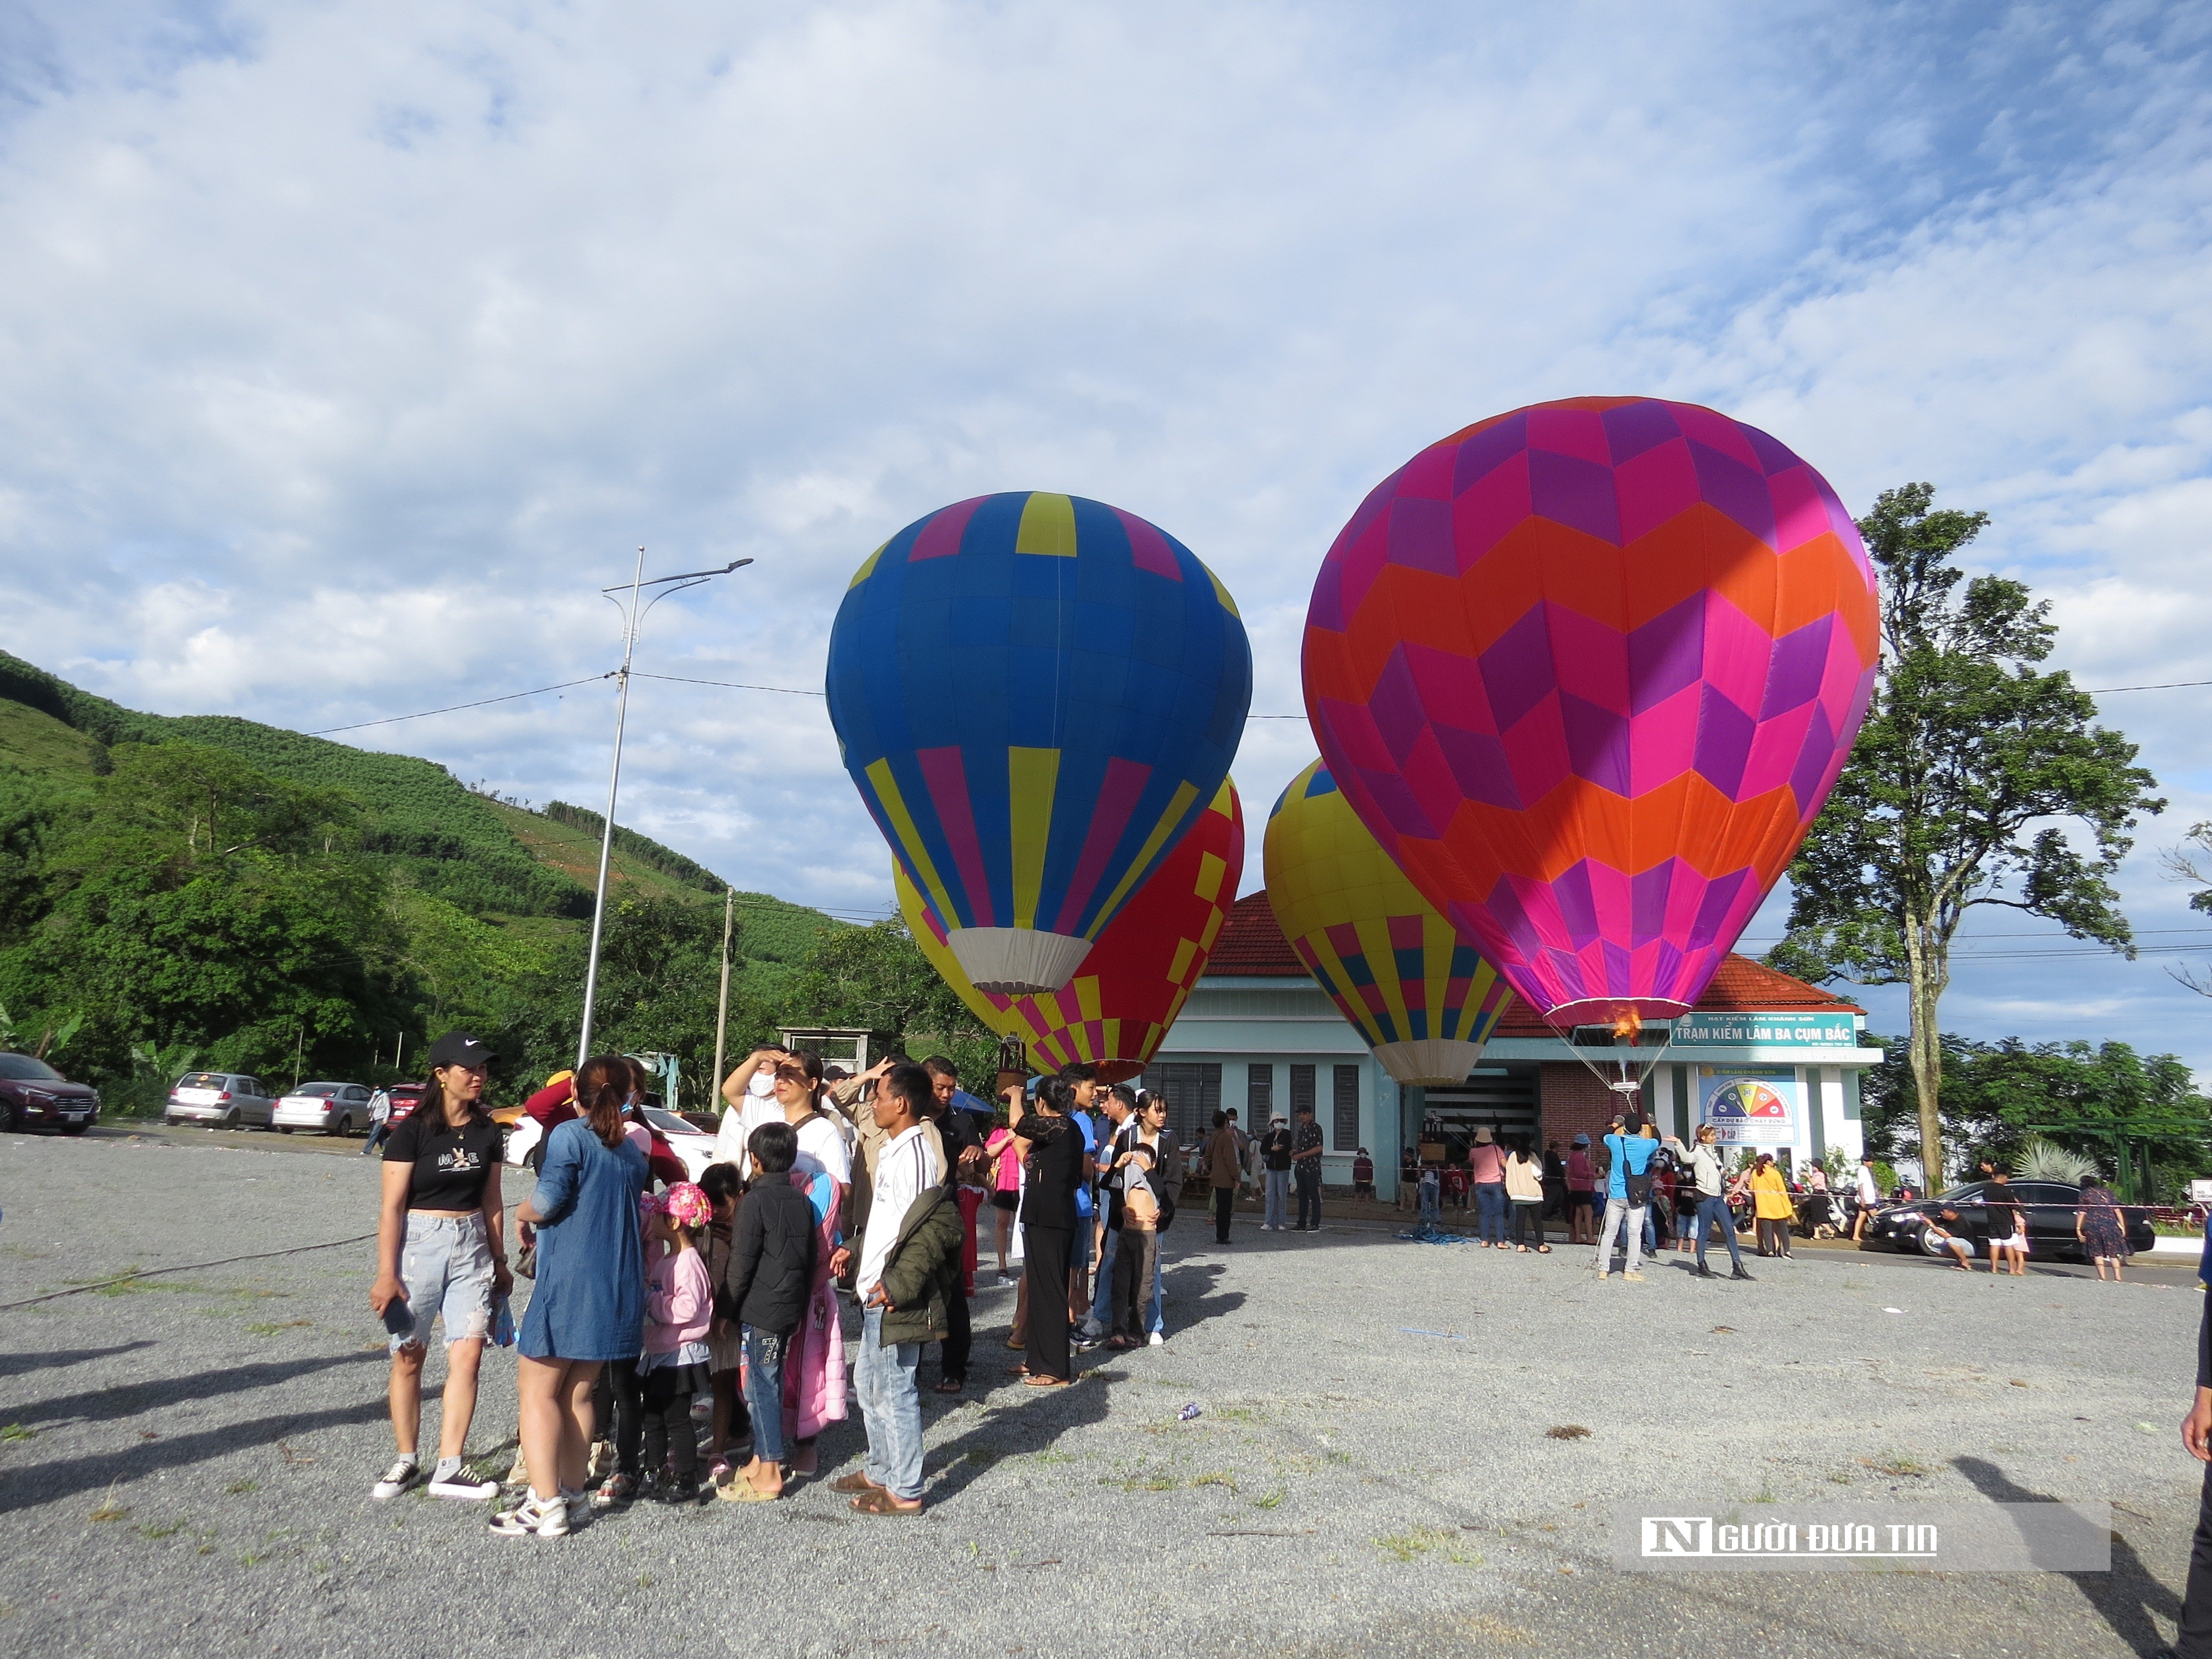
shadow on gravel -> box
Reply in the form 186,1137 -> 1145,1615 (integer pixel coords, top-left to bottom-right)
1954,1454 -> 2182,1655
7,1350 -> 385,1431
0,1340 -> 157,1379
0,1396 -> 390,1512
913,1363 -> 1115,1509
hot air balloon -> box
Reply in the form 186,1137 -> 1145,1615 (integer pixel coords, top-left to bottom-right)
898,779 -> 1245,1083
1265,760 -> 1512,1087
829,492 -> 1251,994
1302,397 -> 1877,1034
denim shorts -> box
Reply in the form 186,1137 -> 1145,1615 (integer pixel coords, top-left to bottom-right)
391,1212 -> 495,1350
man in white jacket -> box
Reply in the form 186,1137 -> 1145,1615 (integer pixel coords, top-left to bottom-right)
1663,1125 -> 1751,1282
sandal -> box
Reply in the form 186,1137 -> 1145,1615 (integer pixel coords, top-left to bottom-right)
719,1477 -> 780,1503
933,1376 -> 964,1395
828,1470 -> 883,1494
1008,1364 -> 1030,1378
1515,1245 -> 1530,1253
851,1487 -> 922,1516
1536,1244 -> 1552,1254
1022,1373 -> 1072,1388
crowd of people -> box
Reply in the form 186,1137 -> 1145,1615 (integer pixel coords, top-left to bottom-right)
366,1030 -> 1214,1536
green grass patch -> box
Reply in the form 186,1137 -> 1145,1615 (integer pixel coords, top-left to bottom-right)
135,1518 -> 189,1539
1375,1526 -> 1480,1565
0,1424 -> 35,1442
224,1479 -> 258,1496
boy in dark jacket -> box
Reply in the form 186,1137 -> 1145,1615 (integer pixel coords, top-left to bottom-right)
827,1062 -> 965,1515
718,1120 -> 818,1503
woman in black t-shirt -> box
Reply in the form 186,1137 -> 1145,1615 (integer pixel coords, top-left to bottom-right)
367,1031 -> 513,1504
1014,1078 -> 1085,1388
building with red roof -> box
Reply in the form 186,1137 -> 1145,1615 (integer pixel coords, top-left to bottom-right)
1144,890 -> 1883,1183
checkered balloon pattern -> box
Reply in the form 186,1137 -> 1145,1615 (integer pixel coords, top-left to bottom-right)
1301,397 -> 1878,1027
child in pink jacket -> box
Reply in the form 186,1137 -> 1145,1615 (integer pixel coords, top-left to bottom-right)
640,1183 -> 715,1504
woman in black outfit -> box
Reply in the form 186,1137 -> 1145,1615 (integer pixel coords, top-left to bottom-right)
1014,1077 -> 1084,1388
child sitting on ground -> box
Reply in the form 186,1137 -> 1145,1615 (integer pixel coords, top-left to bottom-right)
640,1183 -> 716,1504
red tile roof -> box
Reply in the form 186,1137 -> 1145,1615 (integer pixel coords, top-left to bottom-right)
1209,888 -> 1866,1017
1208,892 -> 1308,975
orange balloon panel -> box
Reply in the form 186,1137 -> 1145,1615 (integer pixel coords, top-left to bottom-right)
899,780 -> 1244,1082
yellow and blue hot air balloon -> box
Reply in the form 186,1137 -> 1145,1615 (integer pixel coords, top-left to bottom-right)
1265,759 -> 1514,1086
827,492 -> 1251,994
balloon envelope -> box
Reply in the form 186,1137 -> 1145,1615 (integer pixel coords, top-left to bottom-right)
830,492 -> 1251,993
899,779 -> 1245,1083
1265,760 -> 1512,1086
1302,397 -> 1877,1027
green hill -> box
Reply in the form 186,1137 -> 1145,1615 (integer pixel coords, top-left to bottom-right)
0,649 -> 847,1097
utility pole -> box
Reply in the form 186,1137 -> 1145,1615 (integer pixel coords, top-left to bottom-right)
711,886 -> 735,1105
576,551 -> 754,1068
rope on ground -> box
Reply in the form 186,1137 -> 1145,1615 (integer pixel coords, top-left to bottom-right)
0,1232 -> 379,1311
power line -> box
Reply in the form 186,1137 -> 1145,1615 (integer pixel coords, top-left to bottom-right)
2081,677 -> 2212,694
310,674 -> 613,735
632,672 -> 826,697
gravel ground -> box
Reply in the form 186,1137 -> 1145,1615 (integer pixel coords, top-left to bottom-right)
1,1127 -> 2204,1658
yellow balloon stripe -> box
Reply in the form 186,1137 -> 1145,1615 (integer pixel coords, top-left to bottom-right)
848,539 -> 890,589
893,863 -> 1016,1036
1006,746 -> 1061,928
868,759 -> 959,928
1014,492 -> 1079,556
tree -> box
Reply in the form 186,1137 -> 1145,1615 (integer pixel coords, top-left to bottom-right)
2162,822 -> 2212,998
781,919 -> 1001,1086
1858,1031 -> 2208,1197
1772,484 -> 2163,1188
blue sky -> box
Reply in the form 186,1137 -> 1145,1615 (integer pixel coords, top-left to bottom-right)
4,1 -> 2210,1070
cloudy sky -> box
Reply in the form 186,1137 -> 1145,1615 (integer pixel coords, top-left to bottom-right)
6,1 -> 2211,1068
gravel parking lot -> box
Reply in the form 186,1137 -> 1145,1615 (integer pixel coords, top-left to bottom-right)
2,1128 -> 2205,1658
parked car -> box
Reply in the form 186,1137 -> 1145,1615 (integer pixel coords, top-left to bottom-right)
640,1105 -> 719,1181
0,1051 -> 100,1134
165,1072 -> 276,1130
1858,1180 -> 2156,1261
273,1081 -> 375,1136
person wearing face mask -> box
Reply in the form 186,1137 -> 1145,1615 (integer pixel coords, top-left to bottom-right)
717,1047 -> 796,1175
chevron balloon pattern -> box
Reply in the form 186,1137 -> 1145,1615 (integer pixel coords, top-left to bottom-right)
1302,397 -> 1879,1027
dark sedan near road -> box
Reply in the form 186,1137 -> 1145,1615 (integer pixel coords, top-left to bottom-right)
0,1051 -> 100,1133
1859,1180 -> 2155,1261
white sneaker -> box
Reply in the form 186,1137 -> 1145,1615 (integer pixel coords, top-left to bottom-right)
1147,1332 -> 1165,1346
427,1458 -> 498,1501
995,1273 -> 1019,1287
489,1493 -> 567,1538
371,1457 -> 419,1501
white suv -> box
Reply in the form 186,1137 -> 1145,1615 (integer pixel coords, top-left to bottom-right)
165,1072 -> 276,1130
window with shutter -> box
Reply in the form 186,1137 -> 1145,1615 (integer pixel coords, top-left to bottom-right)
1332,1065 -> 1359,1150
1246,1063 -> 1272,1121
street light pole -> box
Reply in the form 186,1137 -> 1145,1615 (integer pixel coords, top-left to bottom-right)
575,551 -> 754,1068
711,885 -> 735,1095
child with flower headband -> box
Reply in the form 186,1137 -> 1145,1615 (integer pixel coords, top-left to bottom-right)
637,1182 -> 716,1504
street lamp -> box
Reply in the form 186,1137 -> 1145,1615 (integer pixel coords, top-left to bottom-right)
576,548 -> 753,1067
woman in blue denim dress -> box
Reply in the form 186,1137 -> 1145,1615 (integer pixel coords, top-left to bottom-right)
492,1055 -> 650,1540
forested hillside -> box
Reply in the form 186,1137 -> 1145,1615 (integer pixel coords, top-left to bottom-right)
0,651 -> 999,1112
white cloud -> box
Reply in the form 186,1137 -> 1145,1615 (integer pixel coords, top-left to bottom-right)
5,0 -> 2211,1066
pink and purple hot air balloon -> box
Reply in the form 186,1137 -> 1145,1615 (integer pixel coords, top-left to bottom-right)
1301,396 -> 1879,1031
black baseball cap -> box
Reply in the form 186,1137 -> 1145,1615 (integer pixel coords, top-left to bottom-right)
426,1031 -> 495,1069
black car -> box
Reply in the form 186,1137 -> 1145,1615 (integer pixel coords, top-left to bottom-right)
1859,1179 -> 2154,1261
0,1051 -> 101,1134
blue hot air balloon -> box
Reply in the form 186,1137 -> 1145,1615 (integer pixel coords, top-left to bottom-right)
827,491 -> 1251,993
